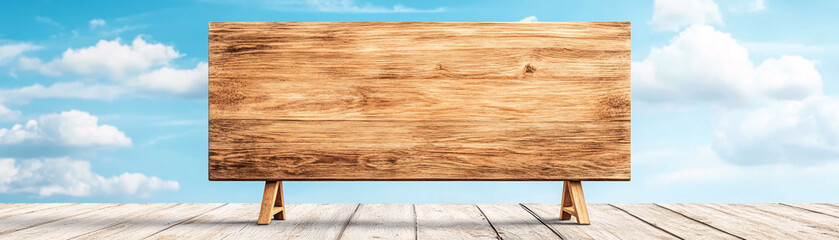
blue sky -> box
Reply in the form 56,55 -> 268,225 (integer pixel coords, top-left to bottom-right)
1,0 -> 838,204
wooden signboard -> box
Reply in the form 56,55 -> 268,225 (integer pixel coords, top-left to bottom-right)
209,22 -> 631,225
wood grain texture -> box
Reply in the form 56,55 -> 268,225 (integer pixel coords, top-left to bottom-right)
524,204 -> 679,240
476,204 -> 560,239
659,203 -> 839,239
209,22 -> 630,181
415,204 -> 499,239
73,203 -> 225,239
222,204 -> 360,239
0,204 -> 118,235
611,204 -> 741,239
340,204 -> 415,240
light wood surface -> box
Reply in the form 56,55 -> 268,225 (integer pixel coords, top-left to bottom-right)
208,22 -> 631,181
415,204 -> 499,239
660,203 -> 839,239
1,203 -> 839,239
476,204 -> 560,239
611,204 -> 742,239
340,204 -> 415,240
524,203 -> 679,239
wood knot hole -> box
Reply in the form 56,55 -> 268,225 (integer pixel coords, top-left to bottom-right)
524,64 -> 536,74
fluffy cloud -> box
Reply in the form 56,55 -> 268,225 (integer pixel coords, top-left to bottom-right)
650,0 -> 722,31
129,62 -> 208,98
0,82 -> 122,104
519,16 -> 538,23
12,36 -> 208,99
0,43 -> 41,65
633,25 -> 755,105
18,36 -> 181,79
713,96 -> 839,165
89,18 -> 106,28
0,158 -> 178,197
633,25 -> 823,106
0,105 -> 22,122
755,56 -> 822,100
0,110 -> 131,147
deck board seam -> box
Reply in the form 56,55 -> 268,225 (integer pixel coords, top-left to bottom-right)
518,203 -> 566,240
653,204 -> 745,240
141,203 -> 229,240
0,203 -> 79,220
413,204 -> 418,240
609,204 -> 684,240
0,204 -> 120,235
778,203 -> 839,219
335,203 -> 361,240
68,203 -> 184,240
474,204 -> 502,240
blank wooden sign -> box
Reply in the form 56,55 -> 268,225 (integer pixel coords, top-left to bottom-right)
209,22 -> 630,181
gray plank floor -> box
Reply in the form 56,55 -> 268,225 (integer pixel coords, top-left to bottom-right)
0,203 -> 837,239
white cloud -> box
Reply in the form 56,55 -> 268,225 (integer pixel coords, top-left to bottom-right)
0,105 -> 22,122
0,158 -> 178,197
12,35 -> 208,99
89,18 -> 106,28
129,62 -> 208,98
519,16 -> 538,23
755,56 -> 821,100
18,36 -> 181,80
650,0 -> 723,31
730,0 -> 766,12
0,110 -> 131,147
633,25 -> 755,106
0,82 -> 122,104
713,96 -> 839,165
303,0 -> 444,13
633,25 -> 822,106
0,43 -> 41,65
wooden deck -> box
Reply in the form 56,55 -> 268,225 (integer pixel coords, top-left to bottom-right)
1,203 -> 838,239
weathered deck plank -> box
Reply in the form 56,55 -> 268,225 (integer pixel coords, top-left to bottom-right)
524,203 -> 679,239
73,203 -> 226,239
660,203 -> 839,239
3,204 -> 177,239
611,204 -> 742,239
415,204 -> 499,239
476,204 -> 560,239
786,203 -> 839,218
1,203 -> 838,239
225,203 -> 359,239
0,203 -> 118,235
340,204 -> 415,240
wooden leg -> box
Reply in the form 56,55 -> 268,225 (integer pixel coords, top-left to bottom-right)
560,181 -> 590,225
257,181 -> 286,225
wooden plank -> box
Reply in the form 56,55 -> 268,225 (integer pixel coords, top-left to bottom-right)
787,203 -> 839,218
476,204 -> 560,239
210,120 -> 629,144
524,204 -> 679,239
0,203 -> 118,235
144,203 -> 257,239
209,141 -> 629,181
415,204 -> 499,239
659,203 -> 839,239
611,204 -> 741,239
748,204 -> 839,232
0,203 -> 76,219
209,22 -> 631,181
209,22 -> 630,121
72,203 -> 225,239
2,204 -> 183,239
219,203 -> 359,239
340,204 -> 415,240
